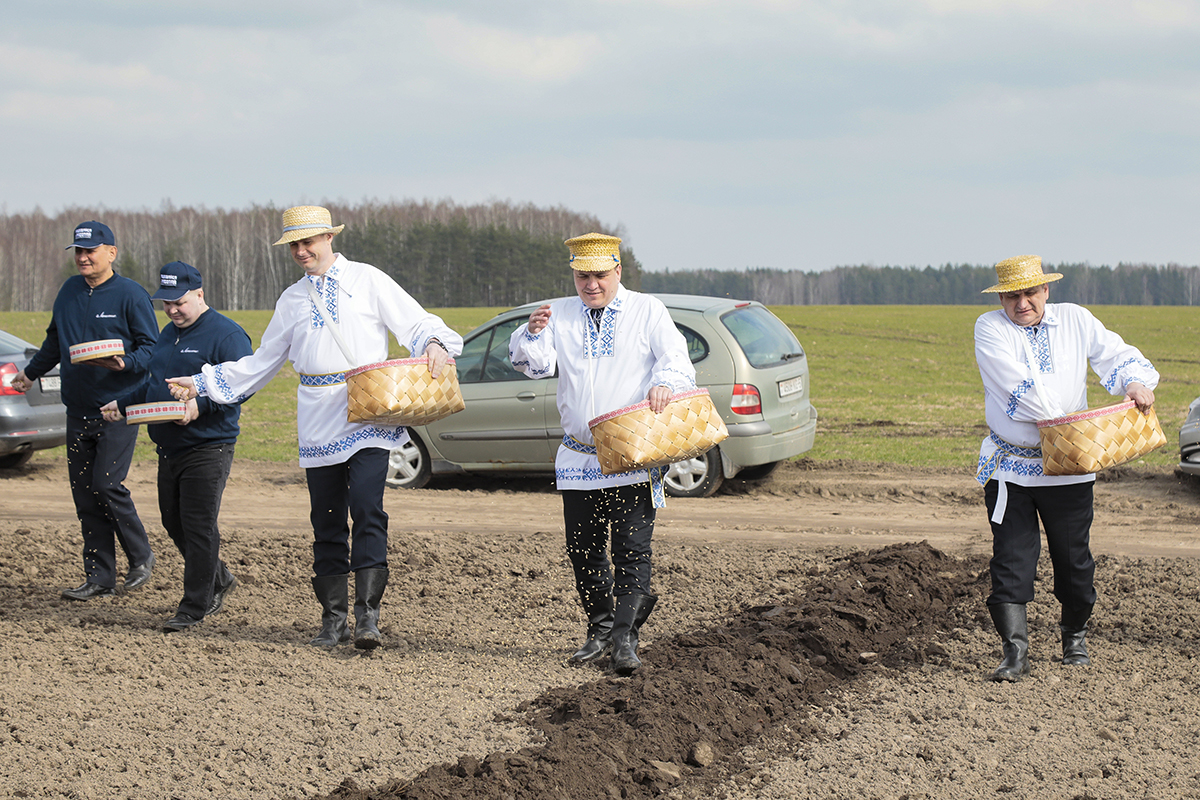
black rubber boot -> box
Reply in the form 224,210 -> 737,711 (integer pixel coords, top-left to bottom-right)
310,574 -> 351,648
353,568 -> 389,650
610,593 -> 657,676
1060,602 -> 1094,666
568,591 -> 614,665
988,603 -> 1031,682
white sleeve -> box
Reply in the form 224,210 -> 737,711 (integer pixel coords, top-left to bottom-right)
196,300 -> 293,405
509,315 -> 557,380
647,299 -> 697,393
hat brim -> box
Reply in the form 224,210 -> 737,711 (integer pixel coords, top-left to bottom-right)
64,242 -> 106,250
151,288 -> 191,302
981,273 -> 1063,293
272,224 -> 345,247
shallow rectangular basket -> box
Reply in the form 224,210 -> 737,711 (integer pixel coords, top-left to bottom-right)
1037,400 -> 1167,476
346,358 -> 465,426
69,339 -> 124,364
588,389 -> 729,476
125,401 -> 186,425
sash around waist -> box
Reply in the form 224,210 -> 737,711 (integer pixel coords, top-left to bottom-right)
299,371 -> 348,387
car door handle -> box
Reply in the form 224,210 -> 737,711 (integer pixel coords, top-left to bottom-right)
516,392 -> 537,401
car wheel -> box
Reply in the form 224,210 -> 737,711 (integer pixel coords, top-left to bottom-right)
664,448 -> 724,498
732,460 -> 780,482
0,451 -> 34,469
385,436 -> 431,489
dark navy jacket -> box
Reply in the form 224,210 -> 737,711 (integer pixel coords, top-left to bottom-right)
116,308 -> 254,460
24,272 -> 159,419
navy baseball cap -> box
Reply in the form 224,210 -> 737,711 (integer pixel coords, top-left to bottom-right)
64,221 -> 116,250
152,261 -> 203,301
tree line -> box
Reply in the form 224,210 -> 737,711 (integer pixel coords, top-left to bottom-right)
642,263 -> 1200,306
0,200 -> 641,312
2,201 -> 1195,309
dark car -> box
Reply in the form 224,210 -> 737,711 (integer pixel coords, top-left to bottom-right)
1180,397 -> 1200,477
0,329 -> 66,468
385,294 -> 818,497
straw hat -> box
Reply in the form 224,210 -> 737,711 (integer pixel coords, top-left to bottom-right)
981,255 -> 1063,293
565,232 -> 621,272
272,206 -> 346,246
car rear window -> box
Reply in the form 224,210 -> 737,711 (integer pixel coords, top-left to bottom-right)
719,306 -> 804,368
0,330 -> 32,354
675,324 -> 709,364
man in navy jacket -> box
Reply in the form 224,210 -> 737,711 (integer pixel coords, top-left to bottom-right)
102,262 -> 253,631
13,221 -> 158,600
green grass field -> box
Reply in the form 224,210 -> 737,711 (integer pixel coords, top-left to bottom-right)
4,304 -> 1197,470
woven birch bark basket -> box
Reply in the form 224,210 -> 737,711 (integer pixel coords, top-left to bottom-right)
1037,400 -> 1166,476
346,358 -> 465,426
588,389 -> 730,476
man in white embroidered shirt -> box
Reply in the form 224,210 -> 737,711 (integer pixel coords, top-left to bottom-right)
974,255 -> 1158,681
510,232 -> 697,675
167,206 -> 462,651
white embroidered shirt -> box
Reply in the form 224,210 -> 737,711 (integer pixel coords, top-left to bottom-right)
509,285 -> 697,490
974,303 -> 1159,487
192,254 -> 463,468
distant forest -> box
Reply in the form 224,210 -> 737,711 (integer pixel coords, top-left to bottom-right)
642,262 -> 1200,306
1,201 -> 1196,310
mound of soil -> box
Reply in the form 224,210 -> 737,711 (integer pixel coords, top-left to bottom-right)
325,543 -> 984,800
2,457 -> 1200,800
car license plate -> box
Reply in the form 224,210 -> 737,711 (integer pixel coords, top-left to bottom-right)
40,376 -> 61,392
778,375 -> 803,398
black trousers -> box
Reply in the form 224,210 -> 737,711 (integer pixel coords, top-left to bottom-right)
985,480 -> 1097,612
66,415 -> 153,589
562,483 -> 656,599
158,443 -> 236,619
305,447 -> 389,577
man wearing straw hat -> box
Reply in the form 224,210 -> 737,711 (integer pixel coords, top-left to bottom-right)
11,221 -> 159,601
100,262 -> 253,632
166,206 -> 462,650
509,232 -> 697,675
975,254 -> 1158,681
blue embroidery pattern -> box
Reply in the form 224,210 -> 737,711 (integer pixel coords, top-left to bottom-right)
976,432 -> 1044,485
584,296 -> 621,360
1103,358 -> 1155,392
195,373 -> 208,398
562,435 -> 597,454
299,426 -> 405,460
1005,379 -> 1035,418
510,350 -> 551,377
660,366 -> 698,390
299,372 -> 347,387
210,365 -> 248,403
557,465 -> 626,482
1024,326 -> 1053,373
307,273 -> 340,328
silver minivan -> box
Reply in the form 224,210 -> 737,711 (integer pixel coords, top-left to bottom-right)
386,294 -> 818,497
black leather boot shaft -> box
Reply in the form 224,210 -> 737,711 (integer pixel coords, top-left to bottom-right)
610,593 -> 657,676
1060,602 -> 1093,666
310,573 -> 351,648
988,602 -> 1030,682
354,568 -> 389,650
569,592 -> 614,665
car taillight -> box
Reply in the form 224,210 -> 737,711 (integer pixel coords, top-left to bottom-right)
731,383 -> 761,415
0,362 -> 20,396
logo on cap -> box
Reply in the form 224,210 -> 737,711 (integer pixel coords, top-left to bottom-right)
75,228 -> 93,239
160,275 -> 178,287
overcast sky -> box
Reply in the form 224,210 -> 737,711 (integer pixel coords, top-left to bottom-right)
3,1 -> 1198,272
